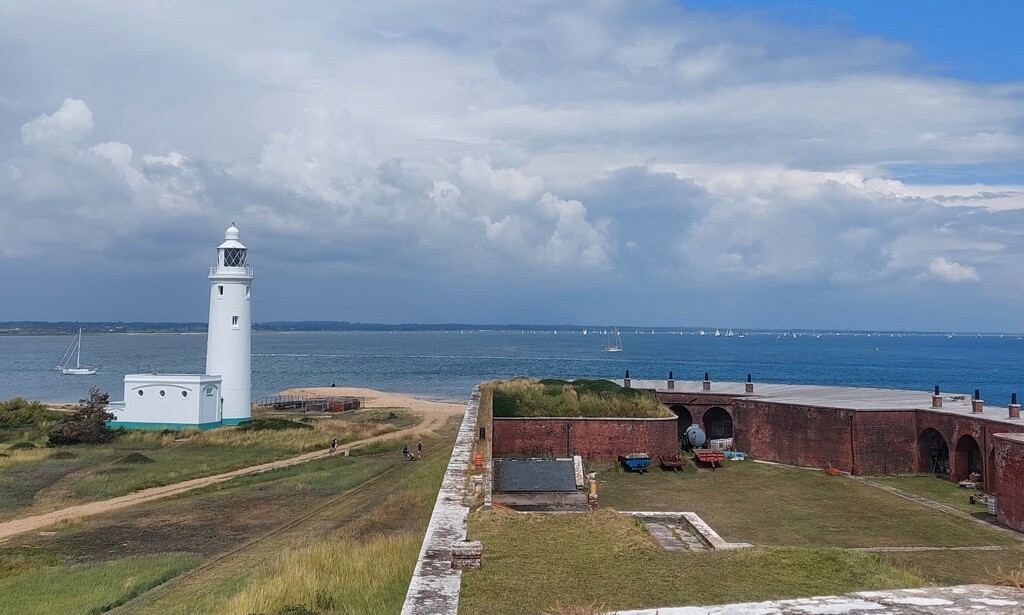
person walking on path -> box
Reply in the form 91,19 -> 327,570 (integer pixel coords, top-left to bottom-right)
417,440 -> 423,456
329,438 -> 338,456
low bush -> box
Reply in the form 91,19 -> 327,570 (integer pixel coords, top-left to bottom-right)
8,442 -> 38,450
48,388 -> 119,446
0,398 -> 65,428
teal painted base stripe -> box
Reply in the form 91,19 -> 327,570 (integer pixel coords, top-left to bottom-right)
220,418 -> 252,425
109,421 -> 223,431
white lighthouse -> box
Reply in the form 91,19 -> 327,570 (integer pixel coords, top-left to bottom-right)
205,223 -> 253,425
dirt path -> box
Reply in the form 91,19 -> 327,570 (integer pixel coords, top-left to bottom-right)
0,388 -> 463,542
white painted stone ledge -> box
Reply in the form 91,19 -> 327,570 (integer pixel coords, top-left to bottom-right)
623,511 -> 753,550
607,584 -> 1024,614
400,388 -> 480,615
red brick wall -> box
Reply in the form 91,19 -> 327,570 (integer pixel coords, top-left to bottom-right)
492,417 -> 678,462
914,412 -> 1024,485
994,436 -> 1024,532
733,400 -> 855,471
851,412 -> 917,475
656,392 -> 735,428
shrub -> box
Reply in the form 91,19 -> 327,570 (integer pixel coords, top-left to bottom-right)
0,398 -> 65,427
47,388 -> 119,446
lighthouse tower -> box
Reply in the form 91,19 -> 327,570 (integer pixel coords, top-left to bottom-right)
206,223 -> 253,425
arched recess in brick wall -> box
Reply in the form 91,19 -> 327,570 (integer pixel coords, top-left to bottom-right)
668,405 -> 692,441
703,407 -> 733,439
953,434 -> 983,483
917,428 -> 949,475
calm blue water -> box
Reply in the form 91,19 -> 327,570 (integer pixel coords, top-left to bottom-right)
1,330 -> 1022,405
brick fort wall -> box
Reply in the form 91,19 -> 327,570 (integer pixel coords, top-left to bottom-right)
492,416 -> 678,462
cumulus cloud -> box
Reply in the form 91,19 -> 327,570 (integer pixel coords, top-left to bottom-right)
19,98 -> 93,146
0,2 -> 1022,326
927,257 -> 980,283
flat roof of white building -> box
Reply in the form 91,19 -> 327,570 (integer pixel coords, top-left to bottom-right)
626,379 -> 1024,427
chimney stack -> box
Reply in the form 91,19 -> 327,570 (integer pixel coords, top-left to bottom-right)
624,370 -> 631,389
1010,392 -> 1020,419
667,370 -> 675,390
972,389 -> 984,413
702,372 -> 711,392
745,373 -> 754,393
932,385 -> 943,409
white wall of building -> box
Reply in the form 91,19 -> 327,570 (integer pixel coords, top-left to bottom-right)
110,374 -> 222,429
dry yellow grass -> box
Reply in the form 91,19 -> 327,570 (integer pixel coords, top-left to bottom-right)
0,447 -> 51,470
988,563 -> 1024,589
222,527 -> 421,615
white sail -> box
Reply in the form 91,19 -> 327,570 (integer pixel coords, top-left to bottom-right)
57,328 -> 97,375
604,328 -> 623,352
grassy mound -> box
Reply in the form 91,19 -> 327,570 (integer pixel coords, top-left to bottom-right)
48,451 -> 77,460
116,452 -> 156,464
235,419 -> 314,432
492,378 -> 671,418
8,441 -> 38,450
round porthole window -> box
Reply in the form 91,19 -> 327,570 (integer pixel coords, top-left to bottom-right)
137,390 -> 144,397
181,390 -> 188,398
159,390 -> 166,397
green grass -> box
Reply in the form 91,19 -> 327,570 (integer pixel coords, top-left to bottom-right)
127,443 -> 453,615
596,461 -> 1014,548
460,509 -> 921,615
490,378 -> 671,418
0,412 -> 414,519
0,553 -> 201,615
866,475 -> 990,514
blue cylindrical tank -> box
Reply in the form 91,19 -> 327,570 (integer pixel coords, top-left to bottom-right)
685,424 -> 706,448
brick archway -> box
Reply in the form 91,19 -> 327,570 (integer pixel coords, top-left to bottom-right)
703,406 -> 733,440
953,434 -> 983,483
917,428 -> 949,475
669,404 -> 692,442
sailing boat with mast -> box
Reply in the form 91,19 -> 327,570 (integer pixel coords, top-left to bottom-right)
57,328 -> 97,375
604,328 -> 623,352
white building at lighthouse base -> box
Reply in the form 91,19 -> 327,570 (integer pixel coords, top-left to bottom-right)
108,374 -> 224,430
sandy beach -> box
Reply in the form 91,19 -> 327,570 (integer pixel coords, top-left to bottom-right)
278,386 -> 466,417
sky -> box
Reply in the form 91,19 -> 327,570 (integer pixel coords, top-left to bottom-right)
1,1 -> 1023,331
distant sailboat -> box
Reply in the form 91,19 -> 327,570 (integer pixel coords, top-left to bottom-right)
714,329 -> 721,337
57,328 -> 97,375
583,328 -> 588,335
725,328 -> 734,337
699,329 -> 706,336
604,328 -> 623,352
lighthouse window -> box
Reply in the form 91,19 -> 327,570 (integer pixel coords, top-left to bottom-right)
218,285 -> 224,296
224,248 -> 246,267
232,315 -> 239,327
181,390 -> 188,398
205,387 -> 214,396
137,390 -> 144,397
245,285 -> 250,299
159,390 -> 166,397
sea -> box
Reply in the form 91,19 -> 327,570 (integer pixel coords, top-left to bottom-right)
1,330 -> 1023,406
